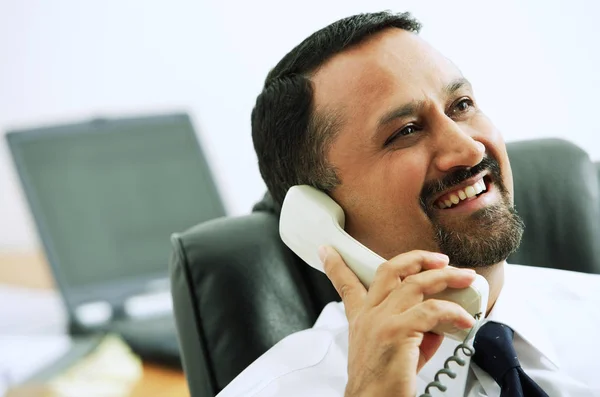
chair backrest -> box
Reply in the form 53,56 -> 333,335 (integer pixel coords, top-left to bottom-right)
506,139 -> 600,273
169,139 -> 600,397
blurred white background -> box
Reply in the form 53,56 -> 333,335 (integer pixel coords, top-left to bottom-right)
1,0 -> 599,250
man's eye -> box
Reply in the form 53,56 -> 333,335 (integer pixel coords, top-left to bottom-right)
452,98 -> 474,115
399,125 -> 417,136
384,124 -> 419,146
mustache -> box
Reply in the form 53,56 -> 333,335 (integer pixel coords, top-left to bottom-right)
420,156 -> 503,206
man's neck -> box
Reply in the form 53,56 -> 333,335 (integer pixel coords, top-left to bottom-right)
475,261 -> 505,316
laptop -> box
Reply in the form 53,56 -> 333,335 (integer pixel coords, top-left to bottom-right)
5,113 -> 227,368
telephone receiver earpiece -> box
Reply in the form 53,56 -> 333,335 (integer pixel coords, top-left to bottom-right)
279,185 -> 489,341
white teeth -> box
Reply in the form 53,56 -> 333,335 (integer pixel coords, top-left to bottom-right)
479,180 -> 487,192
465,186 -> 476,198
475,180 -> 485,194
437,178 -> 487,209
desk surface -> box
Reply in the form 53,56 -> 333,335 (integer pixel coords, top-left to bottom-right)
0,251 -> 190,397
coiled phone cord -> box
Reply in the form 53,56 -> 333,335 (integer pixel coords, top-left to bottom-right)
419,313 -> 484,397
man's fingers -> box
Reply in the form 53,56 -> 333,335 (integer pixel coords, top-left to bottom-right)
397,299 -> 476,335
398,300 -> 475,372
402,266 -> 476,295
383,267 -> 477,313
321,246 -> 366,321
367,250 -> 449,307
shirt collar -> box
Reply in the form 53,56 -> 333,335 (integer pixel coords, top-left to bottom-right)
485,262 -> 561,368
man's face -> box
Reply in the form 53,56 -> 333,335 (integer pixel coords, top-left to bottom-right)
311,28 -> 523,268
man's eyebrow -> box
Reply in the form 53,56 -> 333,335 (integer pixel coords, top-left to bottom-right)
378,100 -> 425,127
377,77 -> 473,127
444,77 -> 472,96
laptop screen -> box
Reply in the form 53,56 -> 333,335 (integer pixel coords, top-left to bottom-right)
6,114 -> 226,294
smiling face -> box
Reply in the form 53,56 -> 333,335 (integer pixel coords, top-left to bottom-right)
312,28 -> 524,268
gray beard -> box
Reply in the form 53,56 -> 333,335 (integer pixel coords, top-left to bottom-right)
432,194 -> 525,268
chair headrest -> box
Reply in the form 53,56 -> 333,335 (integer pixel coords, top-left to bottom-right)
506,138 -> 600,273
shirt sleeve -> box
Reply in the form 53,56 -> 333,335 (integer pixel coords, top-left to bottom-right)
216,302 -> 349,397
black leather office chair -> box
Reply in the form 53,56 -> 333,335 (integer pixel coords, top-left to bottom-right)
169,139 -> 600,397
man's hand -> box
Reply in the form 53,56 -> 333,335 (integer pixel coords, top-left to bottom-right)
320,246 -> 476,397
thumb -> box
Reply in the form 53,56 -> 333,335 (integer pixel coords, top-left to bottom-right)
321,246 -> 366,321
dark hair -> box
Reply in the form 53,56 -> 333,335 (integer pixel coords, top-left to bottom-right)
251,11 -> 422,205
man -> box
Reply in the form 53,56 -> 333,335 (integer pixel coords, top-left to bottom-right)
220,11 -> 600,396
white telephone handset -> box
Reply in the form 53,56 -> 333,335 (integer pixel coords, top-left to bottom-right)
279,185 -> 488,341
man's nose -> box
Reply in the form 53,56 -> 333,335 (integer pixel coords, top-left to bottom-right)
432,118 -> 485,172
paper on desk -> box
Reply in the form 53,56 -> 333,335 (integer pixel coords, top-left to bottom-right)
0,335 -> 72,397
3,335 -> 142,397
0,284 -> 67,335
49,335 -> 142,397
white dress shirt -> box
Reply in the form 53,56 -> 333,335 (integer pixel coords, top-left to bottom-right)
217,264 -> 600,397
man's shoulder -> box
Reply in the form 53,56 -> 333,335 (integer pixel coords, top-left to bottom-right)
217,302 -> 349,397
506,263 -> 600,300
506,262 -> 600,281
